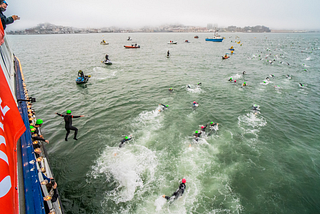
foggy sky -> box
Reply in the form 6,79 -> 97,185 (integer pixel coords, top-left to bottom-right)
5,0 -> 320,31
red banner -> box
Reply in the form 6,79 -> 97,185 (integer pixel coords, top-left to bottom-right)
0,66 -> 26,213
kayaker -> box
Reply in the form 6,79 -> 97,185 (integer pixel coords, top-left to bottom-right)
162,179 -> 186,201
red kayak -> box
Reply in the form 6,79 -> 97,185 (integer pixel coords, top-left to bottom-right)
222,56 -> 229,59
124,45 -> 140,48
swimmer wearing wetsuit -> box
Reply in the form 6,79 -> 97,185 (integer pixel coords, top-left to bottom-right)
193,130 -> 202,141
56,110 -> 84,141
119,136 -> 131,148
201,125 -> 207,132
163,179 -> 186,201
159,104 -> 169,112
210,121 -> 218,127
252,104 -> 260,111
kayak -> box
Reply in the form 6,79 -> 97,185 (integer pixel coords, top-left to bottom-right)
124,45 -> 140,48
103,60 -> 112,65
76,76 -> 90,84
100,42 -> 109,45
222,56 -> 229,59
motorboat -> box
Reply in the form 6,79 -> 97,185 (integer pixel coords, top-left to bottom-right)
124,44 -> 140,48
205,31 -> 224,42
168,41 -> 177,44
185,40 -> 190,43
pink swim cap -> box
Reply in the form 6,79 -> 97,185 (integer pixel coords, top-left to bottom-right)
182,178 -> 186,183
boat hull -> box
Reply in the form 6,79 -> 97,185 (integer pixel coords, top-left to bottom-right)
205,38 -> 223,42
124,45 -> 140,48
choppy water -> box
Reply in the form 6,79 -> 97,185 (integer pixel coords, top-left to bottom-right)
8,32 -> 320,213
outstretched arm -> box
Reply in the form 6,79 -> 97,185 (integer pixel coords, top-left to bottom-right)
72,115 -> 84,118
56,113 -> 64,117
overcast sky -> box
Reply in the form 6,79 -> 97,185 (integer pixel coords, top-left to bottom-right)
5,0 -> 320,30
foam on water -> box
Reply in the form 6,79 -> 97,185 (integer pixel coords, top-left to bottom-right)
93,66 -> 118,79
90,145 -> 158,203
238,112 -> 267,138
186,85 -> 204,93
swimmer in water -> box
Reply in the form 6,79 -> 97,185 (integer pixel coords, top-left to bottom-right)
193,130 -> 202,141
299,83 -> 304,87
243,82 -> 247,86
243,71 -> 246,75
198,82 -> 202,86
266,77 -> 270,80
193,101 -> 198,106
234,80 -> 237,83
252,104 -> 260,111
187,85 -> 191,88
210,121 -> 218,127
119,135 -> 132,148
159,104 -> 169,112
269,74 -> 275,78
228,77 -> 233,82
162,179 -> 186,201
200,125 -> 207,132
169,88 -> 173,92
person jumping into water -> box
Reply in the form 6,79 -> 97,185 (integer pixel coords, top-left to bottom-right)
162,178 -> 186,201
56,110 -> 84,141
119,135 -> 132,148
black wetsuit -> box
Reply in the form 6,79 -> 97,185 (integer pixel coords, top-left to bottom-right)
193,132 -> 202,141
57,113 -> 81,140
210,123 -> 217,127
165,183 -> 186,200
252,107 -> 259,111
201,125 -> 207,132
119,138 -> 131,148
160,104 -> 168,109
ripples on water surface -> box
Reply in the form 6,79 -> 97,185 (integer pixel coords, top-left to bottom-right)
8,33 -> 320,213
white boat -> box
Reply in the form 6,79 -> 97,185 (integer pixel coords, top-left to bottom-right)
168,41 -> 177,44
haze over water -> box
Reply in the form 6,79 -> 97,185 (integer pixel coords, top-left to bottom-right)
8,32 -> 320,213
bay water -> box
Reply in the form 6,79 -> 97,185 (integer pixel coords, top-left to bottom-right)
8,32 -> 320,213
